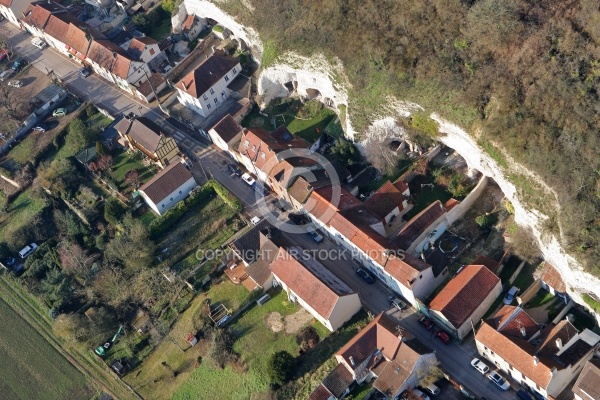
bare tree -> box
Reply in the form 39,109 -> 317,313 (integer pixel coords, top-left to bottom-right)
124,169 -> 140,188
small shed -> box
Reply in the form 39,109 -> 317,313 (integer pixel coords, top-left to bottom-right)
186,333 -> 198,346
131,310 -> 151,334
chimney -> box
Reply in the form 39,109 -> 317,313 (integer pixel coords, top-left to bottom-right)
555,338 -> 562,349
520,327 -> 527,337
349,356 -> 355,367
533,356 -> 539,365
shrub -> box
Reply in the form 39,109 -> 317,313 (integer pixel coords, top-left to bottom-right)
295,326 -> 319,351
475,213 -> 497,229
104,197 -> 126,225
268,350 -> 296,384
204,180 -> 242,212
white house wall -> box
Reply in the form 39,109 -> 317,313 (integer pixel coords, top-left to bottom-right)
327,294 -> 362,331
406,214 -> 449,255
142,176 -> 198,216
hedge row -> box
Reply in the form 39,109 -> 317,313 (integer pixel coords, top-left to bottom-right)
204,179 -> 243,212
148,179 -> 242,238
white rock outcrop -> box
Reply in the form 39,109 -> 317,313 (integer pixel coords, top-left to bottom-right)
174,0 -> 263,59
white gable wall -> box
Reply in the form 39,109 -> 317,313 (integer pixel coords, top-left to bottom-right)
140,176 -> 198,216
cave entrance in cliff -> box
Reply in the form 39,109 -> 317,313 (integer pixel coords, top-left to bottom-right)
306,88 -> 321,100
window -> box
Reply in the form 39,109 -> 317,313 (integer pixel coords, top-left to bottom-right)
170,197 -> 173,201
149,48 -> 155,55
260,152 -> 265,158
161,204 -> 165,208
224,75 -> 229,82
179,190 -> 182,194
203,94 -> 208,101
207,103 -> 211,110
233,67 -> 237,74
214,98 -> 218,104
210,88 -> 214,95
244,140 -> 249,146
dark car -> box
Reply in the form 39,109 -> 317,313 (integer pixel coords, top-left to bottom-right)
388,295 -> 408,310
516,389 -> 534,400
356,267 -> 375,284
289,212 -> 310,225
11,56 -> 25,71
79,67 -> 91,78
418,316 -> 435,331
435,329 -> 451,345
227,163 -> 242,176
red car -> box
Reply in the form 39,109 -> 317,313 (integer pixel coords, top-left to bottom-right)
0,51 -> 6,62
418,316 -> 434,331
435,329 -> 451,345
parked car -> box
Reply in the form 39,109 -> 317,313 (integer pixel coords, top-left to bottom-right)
241,173 -> 255,186
356,267 -> 375,284
31,37 -> 46,49
306,227 -> 324,243
227,163 -> 242,176
52,108 -> 67,117
32,123 -> 48,132
388,295 -> 407,310
0,69 -> 14,81
18,243 -> 38,259
503,286 -> 520,305
412,388 -> 430,400
289,212 -> 310,225
162,65 -> 172,74
79,67 -> 91,78
0,50 -> 6,61
7,80 -> 22,88
11,56 -> 25,71
470,358 -> 490,374
250,216 -> 261,225
422,383 -> 440,397
487,371 -> 511,390
435,329 -> 451,345
418,316 -> 435,331
516,389 -> 535,400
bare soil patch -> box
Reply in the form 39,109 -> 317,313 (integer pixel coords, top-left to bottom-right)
284,309 -> 313,334
265,312 -> 284,332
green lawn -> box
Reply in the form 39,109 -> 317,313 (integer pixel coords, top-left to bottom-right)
526,289 -> 555,308
582,294 -> 600,313
0,189 -> 48,243
109,152 -> 157,191
0,297 -> 92,400
287,108 -> 336,143
511,262 -> 536,291
8,135 -> 36,165
149,18 -> 172,41
405,183 -> 452,220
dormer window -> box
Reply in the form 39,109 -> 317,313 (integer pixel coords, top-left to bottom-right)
207,103 -> 211,110
244,140 -> 249,146
233,67 -> 237,74
224,75 -> 229,82
214,98 -> 218,104
210,88 -> 215,95
251,145 -> 256,151
261,152 -> 266,158
203,94 -> 208,100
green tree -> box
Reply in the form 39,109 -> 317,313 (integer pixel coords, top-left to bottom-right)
96,141 -> 107,156
268,350 -> 296,384
132,14 -> 151,34
0,242 -> 9,261
162,0 -> 178,14
475,213 -> 498,229
103,197 -> 126,225
329,138 -> 360,166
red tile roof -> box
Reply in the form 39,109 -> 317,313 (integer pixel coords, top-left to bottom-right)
288,176 -> 313,204
238,126 -> 308,172
176,52 -> 239,98
182,14 -> 197,32
137,72 -> 165,97
536,320 -> 579,358
139,161 -> 195,204
393,178 -> 409,194
572,359 -> 600,400
209,114 -> 243,144
270,248 -> 354,319
444,198 -> 460,211
87,39 -> 134,79
336,313 -> 403,366
0,0 -> 12,6
308,384 -> 333,400
314,185 -> 362,210
363,181 -> 406,220
321,363 -> 354,398
22,2 -> 63,29
392,200 -> 446,249
489,305 -> 540,340
429,265 -> 500,328
476,321 -> 554,388
535,262 -> 566,293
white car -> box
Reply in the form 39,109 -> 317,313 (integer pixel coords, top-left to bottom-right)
18,243 -> 38,259
471,358 -> 490,374
488,371 -> 511,390
503,286 -> 520,305
7,80 -> 22,88
241,173 -> 256,186
250,216 -> 261,225
31,37 -> 46,49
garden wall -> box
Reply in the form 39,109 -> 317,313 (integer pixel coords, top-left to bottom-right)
446,176 -> 488,225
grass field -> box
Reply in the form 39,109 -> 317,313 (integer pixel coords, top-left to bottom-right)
110,152 -> 157,191
0,189 -> 48,243
0,297 -> 92,400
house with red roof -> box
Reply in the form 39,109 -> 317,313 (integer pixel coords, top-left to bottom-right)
208,114 -> 245,161
475,306 -> 600,399
534,261 -> 569,299
0,0 -> 35,28
428,264 -> 502,340
270,247 -> 361,332
392,200 -> 449,255
138,159 -> 198,215
175,52 -> 241,118
362,179 -> 410,229
316,313 -> 438,399
572,359 -> 600,400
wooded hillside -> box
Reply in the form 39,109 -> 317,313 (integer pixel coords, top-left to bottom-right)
218,0 -> 600,275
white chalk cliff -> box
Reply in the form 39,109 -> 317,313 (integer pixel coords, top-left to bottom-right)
177,0 -> 600,318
